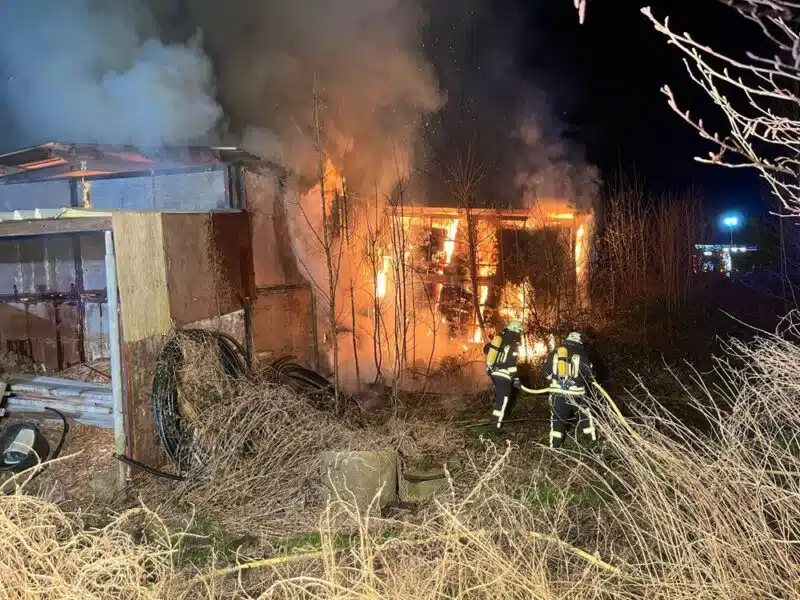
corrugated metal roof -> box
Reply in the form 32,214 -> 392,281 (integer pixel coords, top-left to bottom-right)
0,142 -> 267,184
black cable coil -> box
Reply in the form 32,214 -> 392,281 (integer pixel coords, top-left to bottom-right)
147,329 -> 337,476
151,329 -> 249,469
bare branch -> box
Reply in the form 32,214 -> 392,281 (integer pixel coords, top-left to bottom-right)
643,2 -> 800,215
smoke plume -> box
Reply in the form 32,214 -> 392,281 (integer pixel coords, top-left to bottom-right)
0,0 -> 596,207
0,0 -> 221,150
161,0 -> 444,190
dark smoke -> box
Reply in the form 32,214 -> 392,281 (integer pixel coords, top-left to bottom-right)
420,0 -> 599,210
148,0 -> 443,189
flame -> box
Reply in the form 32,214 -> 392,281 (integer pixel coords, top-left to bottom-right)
550,212 -> 575,220
443,219 -> 459,264
575,224 -> 585,275
376,255 -> 391,299
472,284 -> 490,343
323,156 -> 344,198
376,272 -> 387,299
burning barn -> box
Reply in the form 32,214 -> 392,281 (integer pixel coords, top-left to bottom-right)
0,142 -> 592,464
394,206 -> 591,354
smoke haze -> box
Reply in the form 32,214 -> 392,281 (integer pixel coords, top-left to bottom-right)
0,0 -> 221,150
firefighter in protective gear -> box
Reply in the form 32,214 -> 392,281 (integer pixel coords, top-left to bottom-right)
542,331 -> 598,448
484,320 -> 523,429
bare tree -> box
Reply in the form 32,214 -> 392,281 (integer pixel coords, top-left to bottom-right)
291,76 -> 346,406
643,1 -> 800,215
574,0 -> 588,24
340,176 -> 362,394
593,175 -> 706,347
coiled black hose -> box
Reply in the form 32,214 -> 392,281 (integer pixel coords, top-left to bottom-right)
270,355 -> 332,393
151,329 -> 249,468
136,328 -> 335,478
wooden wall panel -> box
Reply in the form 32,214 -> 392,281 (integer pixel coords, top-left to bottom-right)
112,213 -> 171,343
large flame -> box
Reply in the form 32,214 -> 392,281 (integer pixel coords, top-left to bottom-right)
443,219 -> 459,264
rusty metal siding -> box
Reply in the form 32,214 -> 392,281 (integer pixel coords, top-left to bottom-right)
0,233 -> 109,370
80,169 -> 228,211
0,180 -> 72,211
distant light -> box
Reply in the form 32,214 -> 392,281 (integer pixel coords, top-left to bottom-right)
723,216 -> 738,228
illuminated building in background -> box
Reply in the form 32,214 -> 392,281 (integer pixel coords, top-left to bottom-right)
693,244 -> 759,276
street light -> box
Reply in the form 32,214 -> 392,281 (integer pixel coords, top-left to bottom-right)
722,215 -> 739,245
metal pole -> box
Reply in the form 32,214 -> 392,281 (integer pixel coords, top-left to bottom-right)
104,230 -> 127,491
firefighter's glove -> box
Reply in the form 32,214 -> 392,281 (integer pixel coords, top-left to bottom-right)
512,379 -> 521,389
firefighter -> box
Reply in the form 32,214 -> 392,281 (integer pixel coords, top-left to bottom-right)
483,320 -> 523,429
542,331 -> 598,448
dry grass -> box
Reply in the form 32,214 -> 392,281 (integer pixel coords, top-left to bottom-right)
194,316 -> 800,598
8,317 -> 800,598
0,473 -> 187,599
14,421 -> 117,509
0,350 -> 38,375
57,359 -> 112,384
142,335 -> 374,540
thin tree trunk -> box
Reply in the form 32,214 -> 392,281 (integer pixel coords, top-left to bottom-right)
342,179 -> 361,393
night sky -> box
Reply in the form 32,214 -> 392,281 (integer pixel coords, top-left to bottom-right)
527,0 -> 769,216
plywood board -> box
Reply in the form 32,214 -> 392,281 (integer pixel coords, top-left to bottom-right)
112,213 -> 171,343
162,212 -> 252,327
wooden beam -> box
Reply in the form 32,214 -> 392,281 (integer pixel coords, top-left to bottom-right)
0,217 -> 112,238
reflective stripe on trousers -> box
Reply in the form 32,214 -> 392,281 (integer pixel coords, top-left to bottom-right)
492,395 -> 509,428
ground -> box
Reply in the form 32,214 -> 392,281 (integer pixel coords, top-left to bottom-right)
1,274 -> 791,598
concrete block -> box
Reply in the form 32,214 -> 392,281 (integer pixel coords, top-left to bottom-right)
399,473 -> 448,502
322,450 -> 398,511
398,458 -> 461,502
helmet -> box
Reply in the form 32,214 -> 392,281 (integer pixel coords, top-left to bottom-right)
507,320 -> 523,333
566,331 -> 583,344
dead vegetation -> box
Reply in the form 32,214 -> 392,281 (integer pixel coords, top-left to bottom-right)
0,483 -> 187,599
57,358 -> 112,384
4,315 -> 800,598
0,350 -> 38,376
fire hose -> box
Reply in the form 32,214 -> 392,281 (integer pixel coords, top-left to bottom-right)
520,381 -> 644,443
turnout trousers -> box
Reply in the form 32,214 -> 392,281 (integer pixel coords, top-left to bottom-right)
490,373 -> 519,428
549,393 -> 597,448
